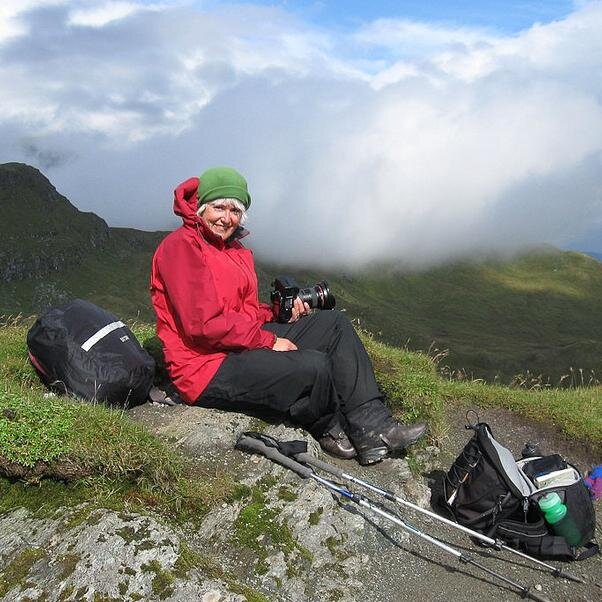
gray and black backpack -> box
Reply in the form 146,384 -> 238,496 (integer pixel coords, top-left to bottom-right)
442,421 -> 598,560
27,299 -> 155,408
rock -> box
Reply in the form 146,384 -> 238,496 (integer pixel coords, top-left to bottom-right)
412,445 -> 441,471
0,407 -> 456,602
0,507 -> 245,601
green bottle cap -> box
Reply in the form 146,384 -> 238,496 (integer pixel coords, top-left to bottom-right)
538,492 -> 567,524
538,492 -> 561,512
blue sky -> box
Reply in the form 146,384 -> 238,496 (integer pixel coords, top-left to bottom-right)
1,1 -> 601,266
230,0 -> 576,32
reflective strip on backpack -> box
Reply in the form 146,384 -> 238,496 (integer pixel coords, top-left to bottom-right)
81,321 -> 125,351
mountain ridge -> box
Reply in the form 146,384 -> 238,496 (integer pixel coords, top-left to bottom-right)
0,163 -> 110,282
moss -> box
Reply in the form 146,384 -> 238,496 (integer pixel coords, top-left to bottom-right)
141,560 -> 174,600
118,581 -> 128,596
0,547 -> 46,597
57,553 -> 80,580
277,486 -> 298,502
224,483 -> 252,503
255,559 -> 269,575
173,542 -> 203,579
0,478 -> 93,516
129,594 -> 144,601
115,522 -> 152,544
247,417 -> 268,433
257,474 -> 278,492
322,561 -> 349,580
405,453 -> 421,477
92,594 -> 121,602
123,566 -> 136,576
63,505 -> 95,530
233,481 -> 313,578
234,500 -> 292,555
328,589 -> 344,601
232,588 -> 270,602
324,535 -> 351,561
134,540 -> 157,553
58,585 -> 75,601
308,507 -> 323,526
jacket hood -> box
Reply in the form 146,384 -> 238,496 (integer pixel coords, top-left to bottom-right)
173,177 -> 201,227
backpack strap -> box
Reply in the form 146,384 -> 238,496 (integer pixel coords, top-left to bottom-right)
574,542 -> 599,561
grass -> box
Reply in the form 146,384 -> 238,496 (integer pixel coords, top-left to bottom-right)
0,318 -> 239,525
258,247 -> 602,384
359,327 -> 602,454
1,316 -> 600,489
359,330 -> 445,443
441,379 -> 602,453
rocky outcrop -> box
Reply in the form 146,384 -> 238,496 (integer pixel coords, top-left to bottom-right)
0,407 -> 435,601
0,507 -> 247,601
2,404 -> 601,601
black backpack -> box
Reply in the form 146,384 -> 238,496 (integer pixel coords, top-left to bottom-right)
442,421 -> 598,561
27,299 -> 155,408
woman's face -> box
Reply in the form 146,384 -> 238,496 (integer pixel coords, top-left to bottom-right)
200,200 -> 242,240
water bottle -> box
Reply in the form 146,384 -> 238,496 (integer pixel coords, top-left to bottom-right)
538,492 -> 581,546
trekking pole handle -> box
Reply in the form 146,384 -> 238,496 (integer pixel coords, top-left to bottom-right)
235,434 -> 314,479
295,452 -> 345,478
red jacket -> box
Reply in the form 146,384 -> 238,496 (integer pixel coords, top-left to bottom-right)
150,177 -> 276,403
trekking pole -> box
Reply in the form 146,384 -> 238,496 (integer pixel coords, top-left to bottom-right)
236,432 -> 551,602
296,451 -> 584,584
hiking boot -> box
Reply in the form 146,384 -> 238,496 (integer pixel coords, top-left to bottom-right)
318,427 -> 357,460
355,420 -> 427,466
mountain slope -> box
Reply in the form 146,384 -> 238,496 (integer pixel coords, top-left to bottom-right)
0,163 -> 110,281
258,249 -> 602,385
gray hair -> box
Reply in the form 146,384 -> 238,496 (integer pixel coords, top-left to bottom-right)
197,197 -> 247,225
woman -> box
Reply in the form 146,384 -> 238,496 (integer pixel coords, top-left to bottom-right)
150,167 -> 427,465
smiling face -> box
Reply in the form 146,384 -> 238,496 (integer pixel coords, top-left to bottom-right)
199,199 -> 243,241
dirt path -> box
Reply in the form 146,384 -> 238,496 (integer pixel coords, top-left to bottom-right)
439,401 -> 600,475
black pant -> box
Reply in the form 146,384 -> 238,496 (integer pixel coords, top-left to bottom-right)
197,310 -> 391,440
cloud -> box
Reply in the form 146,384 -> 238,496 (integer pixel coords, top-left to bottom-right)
20,138 -> 75,170
0,0 -> 601,268
67,1 -> 164,28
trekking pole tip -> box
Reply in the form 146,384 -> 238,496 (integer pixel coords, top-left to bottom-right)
556,569 -> 585,584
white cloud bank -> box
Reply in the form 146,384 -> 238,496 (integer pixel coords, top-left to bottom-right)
1,0 -> 601,268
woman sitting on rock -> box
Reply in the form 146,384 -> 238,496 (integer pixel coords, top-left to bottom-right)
150,167 -> 427,465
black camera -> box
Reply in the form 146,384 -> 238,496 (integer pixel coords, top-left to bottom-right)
270,276 -> 336,323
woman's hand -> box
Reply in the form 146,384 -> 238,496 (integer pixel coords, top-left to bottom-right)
272,337 -> 298,351
288,297 -> 311,323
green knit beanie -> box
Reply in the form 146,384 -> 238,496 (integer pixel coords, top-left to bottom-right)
197,166 -> 251,210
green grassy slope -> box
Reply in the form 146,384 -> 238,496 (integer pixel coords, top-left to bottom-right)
257,248 -> 602,384
3,241 -> 601,384
0,227 -> 165,320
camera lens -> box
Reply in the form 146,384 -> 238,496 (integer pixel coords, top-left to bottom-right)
298,280 -> 335,310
